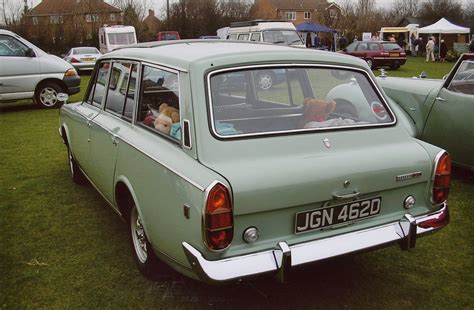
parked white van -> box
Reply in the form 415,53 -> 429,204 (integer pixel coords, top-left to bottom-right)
99,25 -> 137,54
228,20 -> 304,47
0,29 -> 80,108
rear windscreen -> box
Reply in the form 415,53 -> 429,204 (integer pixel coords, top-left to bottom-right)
208,66 -> 395,138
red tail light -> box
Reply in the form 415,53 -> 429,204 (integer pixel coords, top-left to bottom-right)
205,182 -> 233,250
433,152 -> 451,204
380,52 -> 389,56
70,57 -> 80,63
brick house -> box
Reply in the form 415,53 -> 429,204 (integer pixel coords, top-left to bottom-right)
24,0 -> 122,53
250,0 -> 341,29
143,9 -> 162,41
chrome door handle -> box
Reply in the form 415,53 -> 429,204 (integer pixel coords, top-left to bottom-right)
332,190 -> 360,200
111,134 -> 119,145
436,97 -> 446,102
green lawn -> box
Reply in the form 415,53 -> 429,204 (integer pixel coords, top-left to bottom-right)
1,58 -> 473,308
373,55 -> 455,79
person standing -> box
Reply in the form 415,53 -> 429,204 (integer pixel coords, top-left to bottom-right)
339,34 -> 348,50
410,33 -> 417,56
426,37 -> 435,62
389,35 -> 396,42
440,40 -> 448,62
314,34 -> 320,48
371,32 -> 380,41
469,38 -> 474,53
418,37 -> 424,56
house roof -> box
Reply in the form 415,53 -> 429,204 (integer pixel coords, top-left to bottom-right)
27,0 -> 121,16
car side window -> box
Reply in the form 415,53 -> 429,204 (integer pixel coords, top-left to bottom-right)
356,43 -> 368,51
370,43 -> 379,50
0,34 -> 28,57
105,61 -> 138,119
86,61 -> 111,107
447,60 -> 474,95
137,66 -> 181,142
238,34 -> 249,41
250,33 -> 261,42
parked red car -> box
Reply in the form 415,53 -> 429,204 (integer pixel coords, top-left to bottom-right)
156,31 -> 181,41
342,41 -> 406,70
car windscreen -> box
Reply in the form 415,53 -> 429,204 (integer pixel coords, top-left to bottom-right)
107,32 -> 136,45
381,43 -> 402,50
262,30 -> 302,45
208,66 -> 395,138
73,47 -> 99,54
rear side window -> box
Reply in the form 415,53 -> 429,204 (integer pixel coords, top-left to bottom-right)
381,43 -> 402,50
448,60 -> 474,95
208,66 -> 395,138
104,61 -> 138,120
250,33 -> 261,42
238,34 -> 249,41
87,61 -> 111,107
137,66 -> 181,142
355,43 -> 368,51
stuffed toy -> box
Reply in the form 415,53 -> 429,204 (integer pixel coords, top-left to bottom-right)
154,113 -> 173,134
158,103 -> 180,123
153,103 -> 180,134
302,98 -> 336,125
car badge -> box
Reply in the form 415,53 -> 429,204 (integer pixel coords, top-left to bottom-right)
396,171 -> 423,182
323,138 -> 331,149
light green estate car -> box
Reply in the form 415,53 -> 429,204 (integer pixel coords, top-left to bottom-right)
59,40 -> 451,284
378,53 -> 474,170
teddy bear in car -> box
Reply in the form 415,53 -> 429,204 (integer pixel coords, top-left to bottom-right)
302,97 -> 336,128
154,103 -> 180,134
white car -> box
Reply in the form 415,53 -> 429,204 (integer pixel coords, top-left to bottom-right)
63,47 -> 102,71
0,29 -> 80,108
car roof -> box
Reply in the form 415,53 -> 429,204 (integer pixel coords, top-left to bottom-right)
105,40 -> 366,72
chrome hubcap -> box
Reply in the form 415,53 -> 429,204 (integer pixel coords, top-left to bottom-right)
39,87 -> 58,107
258,74 -> 272,90
131,207 -> 147,263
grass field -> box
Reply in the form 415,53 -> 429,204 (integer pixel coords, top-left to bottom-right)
1,56 -> 473,309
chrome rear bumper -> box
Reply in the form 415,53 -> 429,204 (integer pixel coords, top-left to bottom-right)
182,204 -> 448,283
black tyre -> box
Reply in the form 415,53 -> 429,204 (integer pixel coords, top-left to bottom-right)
390,62 -> 400,70
365,58 -> 374,69
35,82 -> 63,108
67,147 -> 87,184
129,203 -> 162,279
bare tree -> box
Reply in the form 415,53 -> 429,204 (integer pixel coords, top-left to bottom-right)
418,0 -> 463,25
389,0 -> 421,22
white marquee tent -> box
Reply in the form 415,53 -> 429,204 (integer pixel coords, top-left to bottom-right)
418,18 -> 470,56
418,18 -> 470,34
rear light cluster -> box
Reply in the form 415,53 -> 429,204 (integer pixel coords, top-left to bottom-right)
70,57 -> 80,63
380,52 -> 390,56
205,182 -> 233,250
432,152 -> 451,204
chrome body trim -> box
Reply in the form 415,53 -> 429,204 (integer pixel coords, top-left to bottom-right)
183,204 -> 448,284
206,63 -> 397,139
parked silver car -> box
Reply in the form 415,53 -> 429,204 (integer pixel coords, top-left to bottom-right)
63,47 -> 102,71
0,29 -> 80,108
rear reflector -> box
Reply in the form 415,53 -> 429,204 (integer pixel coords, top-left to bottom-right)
205,182 -> 233,250
433,152 -> 451,204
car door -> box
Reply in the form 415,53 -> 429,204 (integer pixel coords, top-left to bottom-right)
422,58 -> 474,168
0,33 -> 40,100
88,60 -> 138,203
68,61 -> 111,172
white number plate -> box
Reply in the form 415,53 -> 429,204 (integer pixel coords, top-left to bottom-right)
295,196 -> 382,234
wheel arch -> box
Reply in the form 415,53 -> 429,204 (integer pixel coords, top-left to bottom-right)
60,123 -> 70,146
115,176 -> 141,222
35,78 -> 67,96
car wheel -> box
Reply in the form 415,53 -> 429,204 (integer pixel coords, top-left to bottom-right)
365,59 -> 374,69
257,72 -> 274,90
67,147 -> 86,184
390,62 -> 400,70
35,82 -> 63,108
129,203 -> 162,279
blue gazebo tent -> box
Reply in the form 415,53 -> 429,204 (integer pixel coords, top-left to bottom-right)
295,22 -> 337,50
